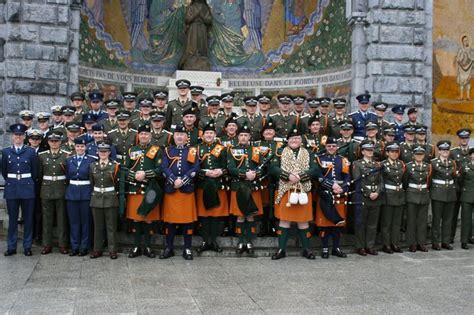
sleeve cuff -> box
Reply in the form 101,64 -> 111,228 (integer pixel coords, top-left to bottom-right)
280,170 -> 290,181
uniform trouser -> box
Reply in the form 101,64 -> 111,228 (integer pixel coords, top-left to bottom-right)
431,200 -> 455,245
92,207 -> 118,252
33,196 -> 42,240
6,199 -> 34,250
380,205 -> 404,246
450,192 -> 462,242
42,198 -> 68,247
355,205 -> 380,249
461,202 -> 474,243
406,202 -> 429,246
67,200 -> 91,251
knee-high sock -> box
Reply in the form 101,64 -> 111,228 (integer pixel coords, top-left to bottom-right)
332,230 -> 341,249
133,222 -> 143,247
143,223 -> 154,248
236,221 -> 245,243
245,221 -> 257,243
165,223 -> 176,250
209,217 -> 220,243
182,223 -> 193,249
200,217 -> 210,243
298,228 -> 312,250
277,227 -> 290,250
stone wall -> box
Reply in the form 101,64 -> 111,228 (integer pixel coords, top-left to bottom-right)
0,0 -> 81,149
349,0 -> 433,124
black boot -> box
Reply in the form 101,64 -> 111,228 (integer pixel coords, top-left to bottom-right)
321,248 -> 329,259
128,246 -> 142,258
331,248 -> 347,258
183,248 -> 193,260
235,243 -> 246,255
159,248 -> 175,259
143,247 -> 156,258
302,249 -> 316,260
196,242 -> 211,253
271,249 -> 286,260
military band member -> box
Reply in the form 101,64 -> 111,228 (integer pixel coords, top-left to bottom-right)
271,94 -> 297,138
431,140 -> 458,250
328,98 -> 349,139
70,91 -> 87,123
150,111 -> 172,148
165,79 -> 194,130
391,105 -> 405,143
2,124 -> 38,256
101,99 -> 120,134
415,125 -> 435,162
315,137 -> 351,258
199,96 -> 226,136
257,94 -> 272,124
125,123 -> 162,259
449,128 -> 472,243
459,148 -> 474,249
131,98 -> 154,129
307,97 -> 320,116
38,131 -> 69,255
365,122 -> 385,161
400,126 -> 417,163
228,124 -> 265,255
403,146 -> 431,252
292,95 -> 310,135
161,125 -> 200,260
190,85 -> 207,119
271,127 -> 319,260
89,141 -> 120,259
237,96 -> 263,141
88,90 -> 108,122
65,137 -> 95,257
60,122 -> 82,156
181,105 -> 201,146
352,140 -> 384,256
380,142 -> 406,254
220,114 -> 239,148
349,93 -> 378,141
108,110 -> 138,164
152,89 -> 168,113
337,120 -> 360,163
372,102 -> 390,139
196,120 -> 228,253
86,125 -> 117,161
303,116 -> 326,154
122,91 -> 141,121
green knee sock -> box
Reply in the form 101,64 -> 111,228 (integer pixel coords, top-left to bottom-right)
298,228 -> 312,250
209,218 -> 220,243
277,227 -> 290,250
200,218 -> 210,243
245,221 -> 256,243
133,222 -> 143,247
143,223 -> 154,248
236,221 -> 245,243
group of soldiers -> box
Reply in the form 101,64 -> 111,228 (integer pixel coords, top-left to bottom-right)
2,79 -> 473,260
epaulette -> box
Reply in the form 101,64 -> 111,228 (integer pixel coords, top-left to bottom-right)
431,157 -> 438,162
300,113 -> 310,118
38,150 -> 48,155
353,139 -> 361,143
86,154 -> 96,159
348,111 -> 358,116
163,129 -> 172,135
270,112 -> 280,117
289,112 -> 297,116
450,147 -> 459,151
108,129 -> 118,134
130,129 -> 138,133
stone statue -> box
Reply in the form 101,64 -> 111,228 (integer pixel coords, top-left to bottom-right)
179,0 -> 213,71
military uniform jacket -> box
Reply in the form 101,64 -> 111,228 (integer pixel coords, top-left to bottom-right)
236,114 -> 263,141
400,142 -> 415,163
430,158 -> 457,202
459,162 -> 474,203
100,118 -> 118,135
328,114 -> 350,139
348,111 -> 378,140
303,133 -> 327,154
352,159 -> 384,206
125,144 -> 162,195
108,128 -> 138,162
392,122 -> 405,143
270,112 -> 297,138
315,153 -> 351,191
367,138 -> 385,162
87,142 -> 118,161
1,145 -> 38,199
90,160 -> 120,208
38,150 -> 68,199
151,129 -> 172,148
403,161 -> 431,204
199,113 -> 226,137
227,144 -> 265,191
294,112 -> 310,135
377,119 -> 391,139
220,135 -> 238,148
65,154 -> 95,201
88,110 -> 108,122
165,98 -> 194,130
381,159 -> 406,206
337,138 -> 360,163
450,146 -> 470,167
197,142 -> 227,189
162,145 -> 199,193
418,142 -> 435,162
130,115 -> 152,130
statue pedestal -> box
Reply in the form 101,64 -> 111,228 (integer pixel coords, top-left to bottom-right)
168,70 -> 230,100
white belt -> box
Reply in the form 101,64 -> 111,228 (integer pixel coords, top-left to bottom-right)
432,179 -> 454,185
385,184 -> 403,191
116,154 -> 123,159
7,173 -> 31,179
43,175 -> 66,181
94,186 -> 115,193
69,180 -> 91,185
408,183 -> 428,189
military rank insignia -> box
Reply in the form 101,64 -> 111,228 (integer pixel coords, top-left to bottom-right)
211,144 -> 224,158
146,145 -> 160,159
187,147 -> 197,163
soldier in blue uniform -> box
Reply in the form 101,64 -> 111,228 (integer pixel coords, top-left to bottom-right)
86,124 -> 117,161
88,90 -> 108,122
391,105 -> 406,143
348,93 -> 378,141
82,113 -> 97,143
2,124 -> 38,256
65,136 -> 95,256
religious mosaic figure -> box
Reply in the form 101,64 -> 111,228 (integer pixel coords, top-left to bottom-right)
456,35 -> 473,101
285,0 -> 308,35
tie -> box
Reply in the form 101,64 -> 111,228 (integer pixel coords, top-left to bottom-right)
101,162 -> 106,168
77,156 -> 82,165
262,116 -> 266,126
16,147 -> 20,154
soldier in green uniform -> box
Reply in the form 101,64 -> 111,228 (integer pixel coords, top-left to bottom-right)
257,94 -> 272,124
337,120 -> 360,164
199,96 -> 226,136
220,114 -> 239,148
317,97 -> 331,136
415,125 -> 435,162
237,96 -> 263,142
131,98 -> 154,129
165,79 -> 194,130
38,131 -> 69,255
303,116 -> 327,154
365,122 -> 384,161
190,85 -> 208,120
372,102 -> 391,139
352,140 -> 384,256
380,142 -> 406,254
405,107 -> 420,126
181,105 -> 201,146
270,94 -> 297,138
60,122 -> 81,156
382,126 -> 396,145
89,141 -> 120,259
403,146 -> 431,252
328,98 -> 349,139
220,93 -> 237,120
152,89 -> 168,114
431,140 -> 458,250
307,97 -> 321,116
196,120 -> 228,253
101,99 -> 120,134
70,92 -> 87,123
50,105 -> 65,131
399,126 -> 417,163
449,128 -> 472,243
150,111 -> 172,148
122,91 -> 141,121
459,148 -> 474,249
292,95 -> 310,135
108,110 -> 138,165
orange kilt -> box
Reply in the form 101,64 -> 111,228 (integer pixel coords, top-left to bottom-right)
126,194 -> 160,222
162,190 -> 197,224
229,190 -> 263,217
196,188 -> 229,217
275,191 -> 313,222
315,195 -> 347,227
